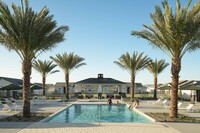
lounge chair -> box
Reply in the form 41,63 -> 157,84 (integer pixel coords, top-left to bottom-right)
151,98 -> 162,104
11,100 -> 22,111
189,108 -> 200,113
177,102 -> 183,108
179,104 -> 194,112
0,100 -> 22,112
162,100 -> 169,109
162,100 -> 168,105
164,102 -> 182,109
0,101 -> 13,111
3,98 -> 13,106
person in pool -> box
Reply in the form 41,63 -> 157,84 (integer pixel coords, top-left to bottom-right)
128,98 -> 139,109
116,101 -> 121,104
108,97 -> 112,105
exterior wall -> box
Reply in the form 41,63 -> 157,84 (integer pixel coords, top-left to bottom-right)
75,84 -> 125,94
121,85 -> 127,93
146,85 -> 154,93
76,84 -> 98,94
55,84 -> 64,94
33,90 -> 43,95
181,90 -> 192,100
54,83 -> 75,94
125,84 -> 147,93
52,82 -> 147,95
46,85 -> 56,94
162,90 -> 193,100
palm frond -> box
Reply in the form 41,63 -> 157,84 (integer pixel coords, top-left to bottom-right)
0,0 -> 68,61
132,0 -> 200,59
33,59 -> 59,77
114,51 -> 151,76
147,59 -> 169,77
50,52 -> 86,75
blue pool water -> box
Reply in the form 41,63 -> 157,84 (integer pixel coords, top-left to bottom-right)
46,104 -> 152,123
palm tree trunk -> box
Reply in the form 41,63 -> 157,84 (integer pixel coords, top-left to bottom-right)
22,59 -> 31,117
130,75 -> 135,101
65,73 -> 69,100
42,75 -> 46,96
169,57 -> 181,118
154,76 -> 157,99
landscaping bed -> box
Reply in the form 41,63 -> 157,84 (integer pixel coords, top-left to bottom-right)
0,112 -> 52,122
146,113 -> 200,122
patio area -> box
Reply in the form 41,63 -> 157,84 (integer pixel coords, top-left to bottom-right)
0,99 -> 199,133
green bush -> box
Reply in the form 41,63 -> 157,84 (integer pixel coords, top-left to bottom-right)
114,95 -> 121,99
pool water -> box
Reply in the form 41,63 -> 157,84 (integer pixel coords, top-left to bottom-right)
46,104 -> 152,123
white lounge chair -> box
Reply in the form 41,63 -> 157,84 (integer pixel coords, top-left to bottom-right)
151,98 -> 162,104
1,101 -> 22,112
162,100 -> 168,105
11,101 -> 22,111
177,102 -> 183,108
164,102 -> 183,109
179,104 -> 194,112
3,98 -> 13,106
0,101 -> 13,111
162,100 -> 169,109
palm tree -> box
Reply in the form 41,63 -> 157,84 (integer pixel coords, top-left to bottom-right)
0,0 -> 68,117
147,59 -> 169,99
33,60 -> 59,96
114,52 -> 151,101
132,0 -> 200,118
50,52 -> 86,100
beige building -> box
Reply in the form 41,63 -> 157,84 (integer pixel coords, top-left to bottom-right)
51,74 -> 147,98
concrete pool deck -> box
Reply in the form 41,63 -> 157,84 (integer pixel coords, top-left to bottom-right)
0,99 -> 200,133
17,122 -> 180,133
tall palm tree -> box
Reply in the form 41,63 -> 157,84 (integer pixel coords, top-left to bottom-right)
50,52 -> 86,100
147,59 -> 169,99
114,52 -> 151,101
0,0 -> 68,117
132,0 -> 200,118
33,60 -> 59,96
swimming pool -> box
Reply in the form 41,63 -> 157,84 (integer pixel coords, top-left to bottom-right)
46,104 -> 153,123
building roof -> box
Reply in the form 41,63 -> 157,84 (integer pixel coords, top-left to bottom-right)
75,74 -> 126,84
135,83 -> 144,88
0,77 -> 42,90
55,82 -> 75,86
0,76 -> 23,86
0,84 -> 22,90
158,80 -> 200,90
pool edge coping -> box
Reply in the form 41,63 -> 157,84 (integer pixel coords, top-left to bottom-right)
126,104 -> 157,123
39,103 -> 74,123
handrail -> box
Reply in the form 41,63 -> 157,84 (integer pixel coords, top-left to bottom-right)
98,106 -> 100,125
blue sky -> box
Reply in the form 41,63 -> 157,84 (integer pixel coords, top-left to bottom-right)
0,0 -> 200,85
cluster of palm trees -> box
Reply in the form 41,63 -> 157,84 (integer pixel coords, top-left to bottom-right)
114,52 -> 169,102
0,0 -> 200,119
33,53 -> 87,98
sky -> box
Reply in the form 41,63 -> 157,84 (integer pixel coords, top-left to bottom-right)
0,0 -> 200,85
